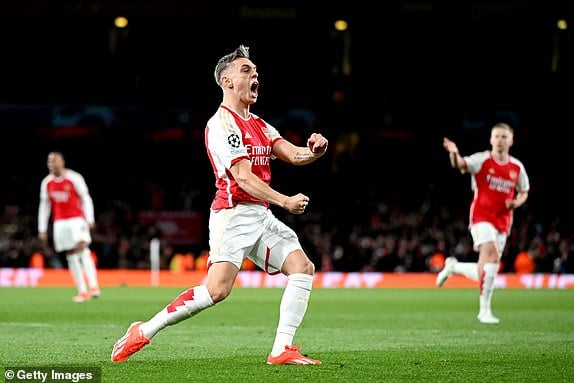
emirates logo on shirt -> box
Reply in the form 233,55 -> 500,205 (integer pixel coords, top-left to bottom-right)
486,174 -> 514,193
50,190 -> 70,202
246,144 -> 272,166
227,133 -> 241,148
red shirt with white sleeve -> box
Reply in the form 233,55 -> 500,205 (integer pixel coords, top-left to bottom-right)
463,151 -> 530,235
38,169 -> 95,233
205,105 -> 283,211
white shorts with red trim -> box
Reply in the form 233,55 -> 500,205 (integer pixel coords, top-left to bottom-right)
470,221 -> 507,256
207,203 -> 301,274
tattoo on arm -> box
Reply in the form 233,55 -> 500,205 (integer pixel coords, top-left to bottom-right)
294,150 -> 314,161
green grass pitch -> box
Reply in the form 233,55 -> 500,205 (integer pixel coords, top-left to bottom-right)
0,286 -> 572,382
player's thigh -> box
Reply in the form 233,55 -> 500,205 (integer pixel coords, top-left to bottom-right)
470,222 -> 505,257
250,218 -> 301,274
204,261 -> 240,301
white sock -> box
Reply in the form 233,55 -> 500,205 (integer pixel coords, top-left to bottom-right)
66,253 -> 88,293
80,248 -> 99,290
139,285 -> 214,339
479,263 -> 499,314
271,273 -> 313,357
453,262 -> 479,281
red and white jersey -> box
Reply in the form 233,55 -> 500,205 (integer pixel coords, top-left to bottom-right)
38,169 -> 95,233
463,150 -> 530,234
205,105 -> 283,210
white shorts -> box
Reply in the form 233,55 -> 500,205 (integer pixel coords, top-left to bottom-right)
469,221 -> 507,257
207,203 -> 302,274
52,217 -> 92,253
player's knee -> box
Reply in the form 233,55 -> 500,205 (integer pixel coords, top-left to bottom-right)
207,285 -> 232,303
281,249 -> 316,276
69,243 -> 87,254
485,251 -> 500,263
301,259 -> 315,275
288,258 -> 315,276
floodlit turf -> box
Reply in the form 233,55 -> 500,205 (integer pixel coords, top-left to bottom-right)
0,286 -> 572,383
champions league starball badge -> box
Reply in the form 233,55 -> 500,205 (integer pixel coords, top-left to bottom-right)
227,133 -> 241,148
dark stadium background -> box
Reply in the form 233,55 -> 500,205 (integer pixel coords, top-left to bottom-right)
1,1 -> 573,271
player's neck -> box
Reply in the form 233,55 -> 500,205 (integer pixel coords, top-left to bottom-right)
491,150 -> 509,163
221,99 -> 250,119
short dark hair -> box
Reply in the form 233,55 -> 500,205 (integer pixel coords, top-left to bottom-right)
214,45 -> 250,86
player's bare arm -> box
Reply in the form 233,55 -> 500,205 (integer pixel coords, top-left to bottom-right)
229,159 -> 309,214
443,137 -> 466,170
273,133 -> 328,166
505,191 -> 529,210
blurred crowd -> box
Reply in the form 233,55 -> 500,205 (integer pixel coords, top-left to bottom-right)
2,107 -> 574,275
2,191 -> 573,274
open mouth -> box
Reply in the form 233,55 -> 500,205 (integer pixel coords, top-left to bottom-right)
250,81 -> 259,96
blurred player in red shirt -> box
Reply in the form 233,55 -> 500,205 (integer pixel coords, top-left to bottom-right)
38,151 -> 101,302
437,123 -> 530,324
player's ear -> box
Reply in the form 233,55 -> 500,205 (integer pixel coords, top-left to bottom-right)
222,76 -> 233,89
